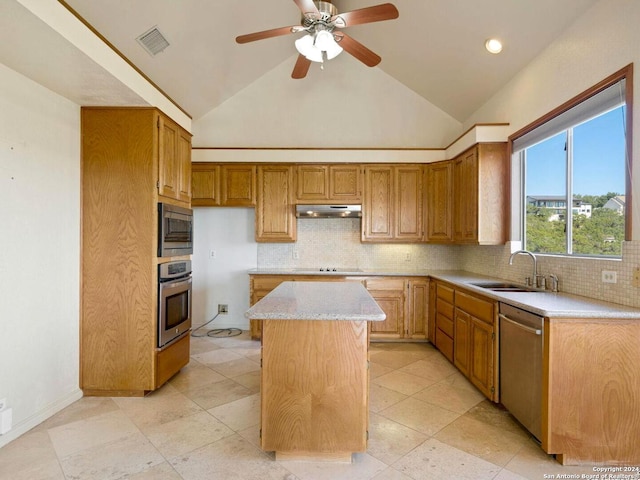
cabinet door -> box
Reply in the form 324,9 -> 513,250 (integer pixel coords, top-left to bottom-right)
453,309 -> 471,376
222,164 -> 256,206
296,165 -> 329,201
362,166 -> 394,241
395,166 -> 423,241
366,277 -> 405,339
177,130 -> 192,202
425,161 -> 452,242
367,289 -> 404,339
453,148 -> 478,243
408,279 -> 428,339
469,316 -> 494,399
256,165 -> 296,242
329,165 -> 361,202
191,164 -> 221,206
158,115 -> 179,200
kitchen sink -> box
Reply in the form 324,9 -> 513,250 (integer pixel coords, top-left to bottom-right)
469,282 -> 540,293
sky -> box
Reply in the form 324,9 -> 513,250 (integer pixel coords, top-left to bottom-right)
525,105 -> 627,197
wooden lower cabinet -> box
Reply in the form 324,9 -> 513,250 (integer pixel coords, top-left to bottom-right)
249,275 -> 428,341
261,319 -> 369,460
542,318 -> 640,465
453,309 -> 471,376
434,282 -> 454,362
365,278 -> 405,339
432,280 -> 497,401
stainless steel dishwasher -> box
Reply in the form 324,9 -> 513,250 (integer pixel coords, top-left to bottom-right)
499,303 -> 543,441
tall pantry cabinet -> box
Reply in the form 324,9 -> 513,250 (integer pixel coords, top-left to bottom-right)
81,107 -> 192,396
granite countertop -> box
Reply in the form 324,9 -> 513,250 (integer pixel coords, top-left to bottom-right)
247,268 -> 640,320
245,281 -> 386,321
247,268 -> 427,276
429,270 -> 640,319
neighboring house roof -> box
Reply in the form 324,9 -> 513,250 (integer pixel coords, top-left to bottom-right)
604,196 -> 626,210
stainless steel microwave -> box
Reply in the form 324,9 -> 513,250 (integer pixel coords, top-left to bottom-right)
158,203 -> 193,257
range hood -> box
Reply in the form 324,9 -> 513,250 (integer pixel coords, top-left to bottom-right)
296,205 -> 362,218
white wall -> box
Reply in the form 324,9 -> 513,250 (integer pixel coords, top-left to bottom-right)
192,55 -> 461,148
192,208 -> 257,331
0,63 -> 82,447
464,0 -> 640,240
460,0 -> 640,305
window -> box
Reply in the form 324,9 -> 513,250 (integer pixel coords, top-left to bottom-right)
511,66 -> 632,258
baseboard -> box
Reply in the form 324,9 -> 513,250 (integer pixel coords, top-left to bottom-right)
0,388 -> 83,449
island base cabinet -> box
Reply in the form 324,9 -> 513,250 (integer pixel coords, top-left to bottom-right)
543,319 -> 640,465
261,319 -> 369,460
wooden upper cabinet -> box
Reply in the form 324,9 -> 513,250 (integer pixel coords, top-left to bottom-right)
425,161 -> 453,242
329,165 -> 361,202
221,164 -> 256,206
256,165 -> 296,242
296,164 -> 361,203
452,143 -> 507,245
362,165 -> 423,242
158,114 -> 191,203
452,148 -> 478,242
192,163 -> 256,207
363,166 -> 394,241
296,165 -> 329,201
395,166 -> 423,241
191,163 -> 220,206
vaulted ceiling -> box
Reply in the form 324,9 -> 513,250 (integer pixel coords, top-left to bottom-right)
60,0 -> 599,122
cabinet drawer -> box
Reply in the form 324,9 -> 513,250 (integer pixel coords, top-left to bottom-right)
436,298 -> 454,320
365,278 -> 405,290
436,312 -> 454,338
252,276 -> 291,291
436,283 -> 454,303
435,328 -> 454,362
455,291 -> 494,324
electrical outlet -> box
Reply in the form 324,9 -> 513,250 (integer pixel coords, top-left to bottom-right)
293,249 -> 299,260
632,267 -> 640,287
405,252 -> 412,262
209,250 -> 216,258
218,304 -> 228,314
601,270 -> 617,284
0,398 -> 6,411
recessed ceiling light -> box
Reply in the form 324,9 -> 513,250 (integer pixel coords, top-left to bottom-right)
485,38 -> 503,54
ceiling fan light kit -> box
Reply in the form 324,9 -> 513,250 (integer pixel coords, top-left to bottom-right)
236,0 -> 399,78
295,29 -> 343,63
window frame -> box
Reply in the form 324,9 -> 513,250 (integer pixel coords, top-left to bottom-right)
508,64 -> 633,255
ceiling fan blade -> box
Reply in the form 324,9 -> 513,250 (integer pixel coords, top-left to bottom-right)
333,3 -> 399,27
293,0 -> 320,16
338,33 -> 381,67
292,54 -> 312,79
236,26 -> 298,44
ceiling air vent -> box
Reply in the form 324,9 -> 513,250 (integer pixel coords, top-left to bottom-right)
136,26 -> 170,56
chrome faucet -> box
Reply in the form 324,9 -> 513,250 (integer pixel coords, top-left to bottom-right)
509,250 -> 541,288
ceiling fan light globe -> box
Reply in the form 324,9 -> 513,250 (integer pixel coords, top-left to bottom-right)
314,30 -> 334,50
305,47 -> 324,63
325,43 -> 343,60
295,34 -> 314,56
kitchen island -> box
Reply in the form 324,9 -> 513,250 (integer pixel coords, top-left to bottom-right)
245,281 -> 385,462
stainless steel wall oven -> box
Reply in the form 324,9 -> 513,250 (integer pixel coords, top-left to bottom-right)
158,260 -> 192,349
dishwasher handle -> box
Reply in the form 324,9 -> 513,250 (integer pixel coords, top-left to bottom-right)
499,314 -> 542,336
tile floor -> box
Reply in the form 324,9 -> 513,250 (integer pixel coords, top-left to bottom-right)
0,332 -> 603,480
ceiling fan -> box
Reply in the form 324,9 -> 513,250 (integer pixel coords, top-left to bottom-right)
236,0 -> 399,79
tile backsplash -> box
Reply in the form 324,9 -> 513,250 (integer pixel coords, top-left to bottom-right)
257,218 -> 462,272
257,218 -> 640,308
